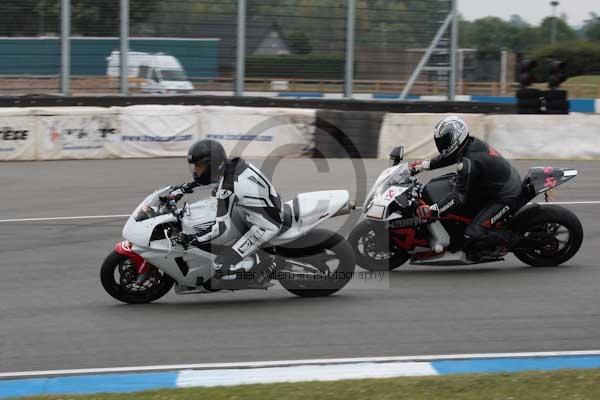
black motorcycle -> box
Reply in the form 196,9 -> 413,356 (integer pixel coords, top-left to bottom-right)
348,146 -> 583,270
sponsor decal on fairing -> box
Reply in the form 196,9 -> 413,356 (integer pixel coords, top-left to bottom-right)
216,189 -> 233,199
490,205 -> 510,225
237,229 -> 265,253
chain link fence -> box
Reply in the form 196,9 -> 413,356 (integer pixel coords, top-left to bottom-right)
0,0 -> 471,97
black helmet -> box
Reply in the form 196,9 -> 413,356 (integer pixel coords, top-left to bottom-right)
187,139 -> 227,185
433,116 -> 470,159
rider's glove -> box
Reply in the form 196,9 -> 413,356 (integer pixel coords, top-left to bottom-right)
416,203 -> 439,221
168,188 -> 185,202
181,182 -> 198,193
178,232 -> 198,249
416,205 -> 432,220
409,160 -> 430,175
168,182 -> 198,202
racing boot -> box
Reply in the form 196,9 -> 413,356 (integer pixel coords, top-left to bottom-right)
210,254 -> 274,290
244,255 -> 276,289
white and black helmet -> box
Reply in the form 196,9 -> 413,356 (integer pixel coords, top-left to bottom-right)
187,139 -> 227,185
433,116 -> 470,158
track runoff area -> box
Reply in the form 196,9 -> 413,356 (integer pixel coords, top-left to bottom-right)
0,158 -> 599,398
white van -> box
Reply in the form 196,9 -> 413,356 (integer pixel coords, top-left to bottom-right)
106,51 -> 194,93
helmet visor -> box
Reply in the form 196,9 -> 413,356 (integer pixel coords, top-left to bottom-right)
190,161 -> 209,177
435,130 -> 453,155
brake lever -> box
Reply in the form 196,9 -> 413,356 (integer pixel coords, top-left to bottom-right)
164,229 -> 172,253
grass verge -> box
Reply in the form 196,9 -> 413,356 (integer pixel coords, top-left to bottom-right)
17,368 -> 600,400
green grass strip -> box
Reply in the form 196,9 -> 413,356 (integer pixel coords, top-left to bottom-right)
17,368 -> 600,400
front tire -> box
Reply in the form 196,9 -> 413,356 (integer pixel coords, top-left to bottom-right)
512,205 -> 583,267
348,219 -> 410,271
275,229 -> 356,297
100,251 -> 174,304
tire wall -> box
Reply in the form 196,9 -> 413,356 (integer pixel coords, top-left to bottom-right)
313,110 -> 384,158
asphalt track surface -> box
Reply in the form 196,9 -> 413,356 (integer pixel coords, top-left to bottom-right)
1,158 -> 599,373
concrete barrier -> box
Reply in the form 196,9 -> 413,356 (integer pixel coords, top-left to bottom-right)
378,113 -> 600,160
0,106 -> 315,161
1,106 -> 599,161
118,105 -> 197,158
486,114 -> 600,160
0,108 -> 36,161
378,113 -> 488,160
198,106 -> 314,158
32,107 -> 119,160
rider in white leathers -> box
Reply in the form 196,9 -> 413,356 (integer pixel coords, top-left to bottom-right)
173,139 -> 283,288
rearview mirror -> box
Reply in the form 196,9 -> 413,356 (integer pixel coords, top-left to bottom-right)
389,146 -> 404,166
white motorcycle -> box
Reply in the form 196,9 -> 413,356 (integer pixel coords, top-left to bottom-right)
101,186 -> 356,303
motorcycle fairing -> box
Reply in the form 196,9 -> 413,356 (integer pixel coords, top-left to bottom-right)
119,187 -> 351,287
272,190 -> 350,244
365,186 -> 409,220
525,167 -> 577,194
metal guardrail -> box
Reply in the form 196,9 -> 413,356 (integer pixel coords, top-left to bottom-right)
0,94 -> 515,114
1,75 -> 596,98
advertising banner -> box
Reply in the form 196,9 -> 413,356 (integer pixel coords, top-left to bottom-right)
0,108 -> 36,161
118,105 -> 198,158
198,106 -> 315,158
34,107 -> 119,160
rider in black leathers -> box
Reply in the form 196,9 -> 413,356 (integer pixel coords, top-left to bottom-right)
409,116 -> 522,260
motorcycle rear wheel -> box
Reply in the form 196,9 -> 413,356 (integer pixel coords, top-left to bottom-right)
512,205 -> 583,267
100,251 -> 175,304
275,229 -> 356,297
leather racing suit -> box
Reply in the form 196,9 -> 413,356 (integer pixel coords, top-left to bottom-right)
426,137 -> 522,254
184,157 -> 284,281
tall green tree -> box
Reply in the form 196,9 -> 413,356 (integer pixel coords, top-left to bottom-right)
460,14 -> 578,53
582,12 -> 600,41
537,16 -> 577,44
1,0 -> 51,36
0,0 -> 160,36
287,32 -> 312,54
460,17 -> 515,52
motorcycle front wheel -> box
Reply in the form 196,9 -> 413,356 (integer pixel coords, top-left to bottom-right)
348,219 -> 410,271
100,251 -> 174,304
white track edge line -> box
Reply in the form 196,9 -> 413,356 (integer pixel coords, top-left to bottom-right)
537,201 -> 600,205
1,201 -> 599,223
1,350 -> 599,379
0,215 -> 130,223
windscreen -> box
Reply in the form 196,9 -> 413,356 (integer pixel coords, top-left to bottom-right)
160,69 -> 188,81
363,164 -> 411,208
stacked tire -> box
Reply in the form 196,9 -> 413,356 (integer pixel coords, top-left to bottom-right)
544,90 -> 569,114
516,88 -> 543,114
517,88 -> 569,115
314,110 -> 384,158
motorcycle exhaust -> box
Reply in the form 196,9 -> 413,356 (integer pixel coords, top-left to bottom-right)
332,201 -> 356,217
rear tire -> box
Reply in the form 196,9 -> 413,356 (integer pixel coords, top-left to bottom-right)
512,205 -> 583,267
276,229 -> 356,297
348,219 -> 410,271
100,251 -> 174,304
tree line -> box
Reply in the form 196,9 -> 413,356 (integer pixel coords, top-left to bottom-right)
2,1 -> 599,60
460,13 -> 600,52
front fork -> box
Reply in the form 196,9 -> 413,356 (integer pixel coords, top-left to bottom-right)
114,241 -> 150,283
